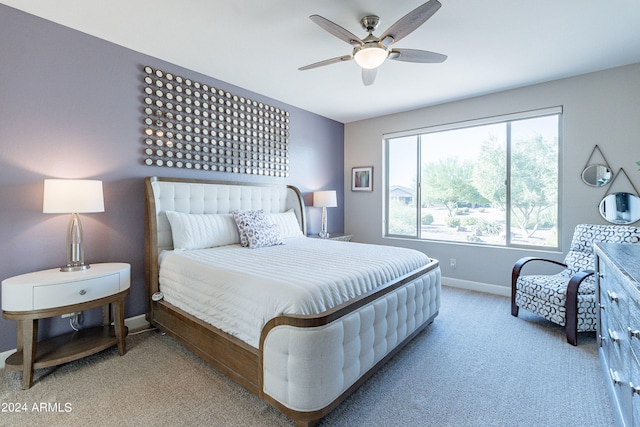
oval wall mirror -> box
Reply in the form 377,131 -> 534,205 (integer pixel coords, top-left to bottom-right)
599,192 -> 640,224
581,164 -> 612,187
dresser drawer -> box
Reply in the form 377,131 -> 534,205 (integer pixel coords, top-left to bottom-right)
606,326 -> 628,376
628,290 -> 640,358
600,262 -> 629,332
600,313 -> 615,365
630,350 -> 640,427
601,299 -> 627,345
33,274 -> 120,310
608,331 -> 632,427
611,366 -> 633,427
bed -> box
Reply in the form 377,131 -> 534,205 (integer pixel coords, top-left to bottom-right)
144,176 -> 441,426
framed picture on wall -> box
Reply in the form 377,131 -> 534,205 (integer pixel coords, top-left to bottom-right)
352,166 -> 373,192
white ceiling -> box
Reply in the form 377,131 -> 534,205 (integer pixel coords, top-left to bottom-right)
4,0 -> 640,123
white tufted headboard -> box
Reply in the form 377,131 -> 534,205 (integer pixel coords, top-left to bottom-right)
144,176 -> 306,297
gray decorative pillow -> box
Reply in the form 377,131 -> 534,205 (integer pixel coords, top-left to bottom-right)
232,210 -> 284,248
246,223 -> 285,249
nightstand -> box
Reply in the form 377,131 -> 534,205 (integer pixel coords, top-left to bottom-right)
1,263 -> 130,389
307,233 -> 353,242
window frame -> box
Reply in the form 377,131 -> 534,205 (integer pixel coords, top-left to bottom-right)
383,106 -> 563,250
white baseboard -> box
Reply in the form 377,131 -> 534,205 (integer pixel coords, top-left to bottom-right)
0,349 -> 12,370
0,314 -> 151,370
442,277 -> 511,297
124,314 -> 151,333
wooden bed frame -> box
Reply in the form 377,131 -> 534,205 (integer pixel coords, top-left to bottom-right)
144,176 -> 441,426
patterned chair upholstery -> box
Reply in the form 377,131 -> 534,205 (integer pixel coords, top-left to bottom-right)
511,224 -> 640,345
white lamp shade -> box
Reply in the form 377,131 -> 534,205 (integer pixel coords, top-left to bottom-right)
354,46 -> 388,69
313,190 -> 337,208
43,179 -> 105,214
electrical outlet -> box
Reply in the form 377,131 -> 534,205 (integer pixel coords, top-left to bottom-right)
450,258 -> 457,269
61,312 -> 80,319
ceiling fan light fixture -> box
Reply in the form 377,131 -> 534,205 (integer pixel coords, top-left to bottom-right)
354,44 -> 388,69
300,1 -> 447,86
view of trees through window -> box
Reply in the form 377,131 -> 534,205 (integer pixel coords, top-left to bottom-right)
386,111 -> 560,248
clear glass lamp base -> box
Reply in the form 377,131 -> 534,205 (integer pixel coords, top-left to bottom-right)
60,263 -> 90,272
319,207 -> 330,239
60,213 -> 91,272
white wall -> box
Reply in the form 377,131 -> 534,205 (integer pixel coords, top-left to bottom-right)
344,63 -> 640,293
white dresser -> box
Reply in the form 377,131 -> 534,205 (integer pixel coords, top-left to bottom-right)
595,242 -> 640,427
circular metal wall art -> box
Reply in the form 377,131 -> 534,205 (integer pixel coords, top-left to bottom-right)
141,66 -> 290,177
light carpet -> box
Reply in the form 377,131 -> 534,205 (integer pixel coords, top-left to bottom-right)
0,286 -> 614,426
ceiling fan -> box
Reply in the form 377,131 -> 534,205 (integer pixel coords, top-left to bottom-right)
299,0 -> 447,86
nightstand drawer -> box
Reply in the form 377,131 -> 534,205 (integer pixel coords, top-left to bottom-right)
33,274 -> 120,310
2,263 -> 130,312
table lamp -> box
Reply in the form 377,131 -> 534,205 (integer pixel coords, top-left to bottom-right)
43,179 -> 105,271
313,190 -> 337,239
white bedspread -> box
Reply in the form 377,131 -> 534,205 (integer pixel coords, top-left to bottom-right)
159,237 -> 430,348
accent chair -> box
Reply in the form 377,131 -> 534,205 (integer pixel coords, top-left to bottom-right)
511,223 -> 640,345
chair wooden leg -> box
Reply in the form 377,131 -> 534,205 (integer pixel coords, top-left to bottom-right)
566,281 -> 578,346
511,267 -> 520,317
565,317 -> 578,346
565,271 -> 593,346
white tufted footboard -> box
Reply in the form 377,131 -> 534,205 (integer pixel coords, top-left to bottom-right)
261,263 -> 441,414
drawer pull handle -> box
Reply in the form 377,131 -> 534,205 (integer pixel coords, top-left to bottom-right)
630,329 -> 640,340
79,289 -> 87,296
632,383 -> 640,396
607,290 -> 619,303
610,369 -> 623,385
598,303 -> 606,310
608,329 -> 621,344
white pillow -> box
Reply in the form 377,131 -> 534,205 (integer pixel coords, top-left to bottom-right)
165,211 -> 240,250
266,209 -> 303,238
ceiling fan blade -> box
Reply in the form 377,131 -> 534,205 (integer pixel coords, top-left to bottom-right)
299,55 -> 352,71
362,67 -> 377,86
389,48 -> 447,63
309,15 -> 363,47
379,0 -> 441,45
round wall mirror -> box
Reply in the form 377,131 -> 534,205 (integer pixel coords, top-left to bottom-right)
599,192 -> 640,224
582,164 -> 612,187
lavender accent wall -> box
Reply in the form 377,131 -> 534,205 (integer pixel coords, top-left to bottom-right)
0,5 -> 344,353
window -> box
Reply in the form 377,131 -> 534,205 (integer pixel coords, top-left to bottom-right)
385,108 -> 561,249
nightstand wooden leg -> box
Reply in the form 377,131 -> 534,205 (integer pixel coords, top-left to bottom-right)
21,319 -> 38,389
102,304 -> 111,326
113,297 -> 126,356
16,320 -> 24,352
